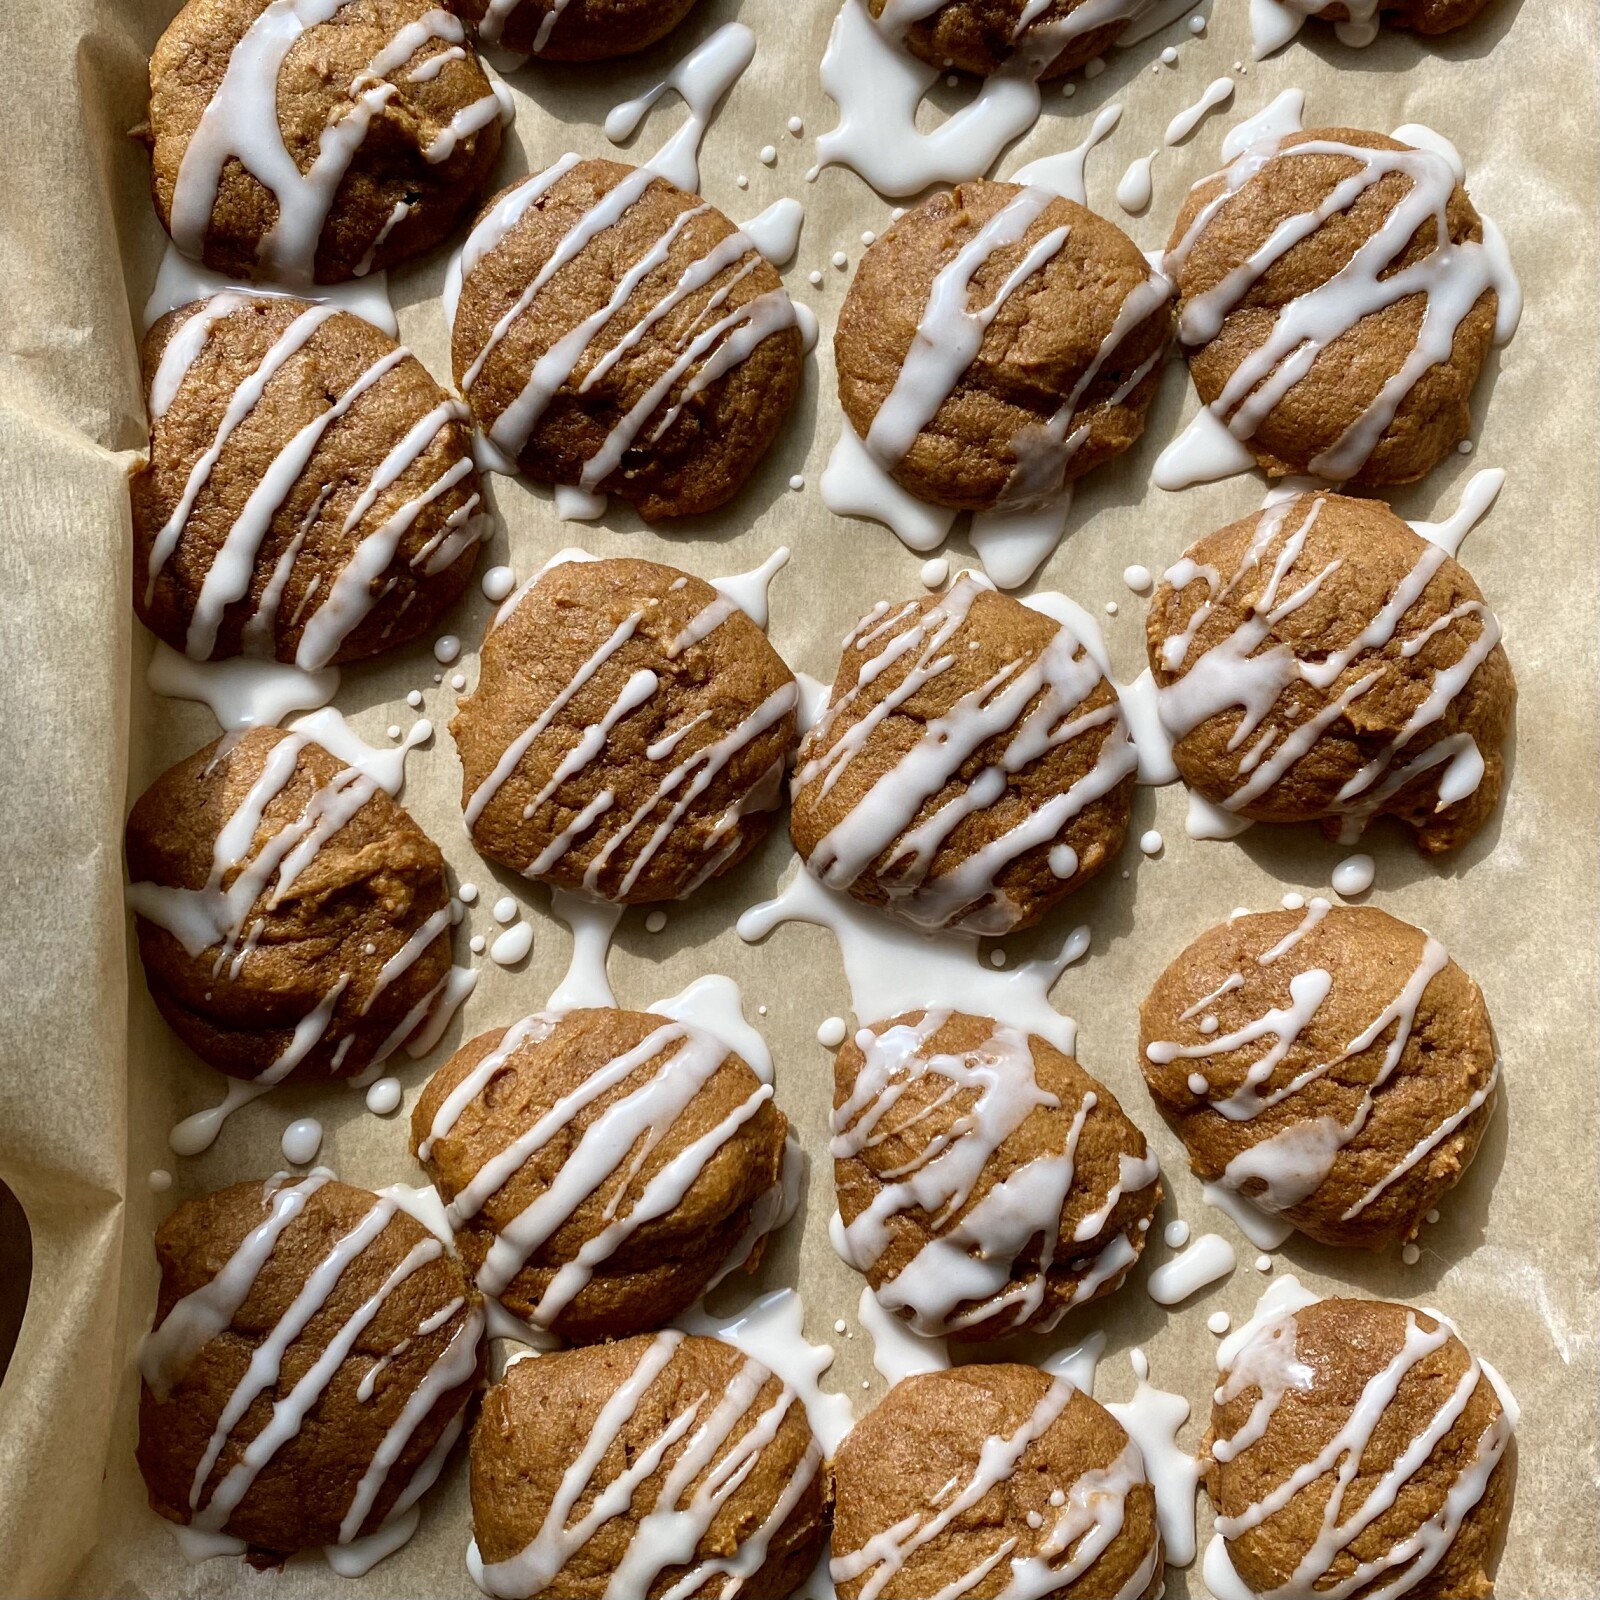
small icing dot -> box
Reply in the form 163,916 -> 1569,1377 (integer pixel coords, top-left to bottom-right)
736,174 -> 749,189
1161,45 -> 1178,63
816,1016 -> 848,1048
788,116 -> 804,135
406,690 -> 423,708
1402,1243 -> 1422,1265
1189,13 -> 1205,31
1425,1209 -> 1440,1224
946,73 -> 958,86
148,1169 -> 173,1193
451,673 -> 466,690
482,565 -> 516,601
759,145 -> 777,165
645,910 -> 668,933
433,672 -> 443,683
282,1118 -> 323,1165
920,557 -> 949,589
1084,56 -> 1104,77
1137,1217 -> 1151,1232
1255,1254 -> 1273,1273
363,942 -> 376,956
790,474 -> 806,491
989,949 -> 1006,968
1332,853 -> 1375,898
1139,830 -> 1162,856
757,1005 -> 768,1016
1458,439 -> 1474,454
1282,892 -> 1305,911
1208,1311 -> 1231,1334
365,1077 -> 403,1116
458,882 -> 478,904
490,922 -> 534,966
1026,1511 -> 1044,1530
1123,564 -> 1152,592
1188,1073 -> 1209,1094
387,725 -> 402,740
493,896 -> 518,924
433,635 -> 461,664
891,207 -> 906,220
1163,1220 -> 1190,1249
834,1318 -> 847,1333
1062,82 -> 1076,96
1199,1016 -> 1218,1035
1104,600 -> 1118,615
832,251 -> 848,268
861,230 -> 876,246
470,935 -> 486,954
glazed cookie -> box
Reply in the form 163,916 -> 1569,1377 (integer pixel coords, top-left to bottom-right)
1206,1292 -> 1516,1598
836,179 -> 1171,511
126,726 -> 454,1085
833,1365 -> 1163,1599
451,158 -> 804,519
1165,127 -> 1517,486
1140,903 -> 1499,1249
1145,492 -> 1514,853
833,1010 -> 1161,1338
146,0 -> 506,284
137,1172 -> 484,1564
868,0 -> 1158,80
1264,0 -> 1496,46
457,0 -> 700,59
451,554 -> 798,902
469,1332 -> 828,1599
134,296 -> 484,668
411,1007 -> 789,1341
790,572 -> 1137,934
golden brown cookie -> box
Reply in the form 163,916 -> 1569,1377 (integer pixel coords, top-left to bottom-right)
791,573 -> 1136,934
868,0 -> 1146,80
411,1007 -> 789,1342
451,554 -> 798,903
1140,903 -> 1499,1249
137,1173 -> 484,1564
469,1332 -> 828,1599
1145,492 -> 1514,854
456,0 -> 700,59
1206,1294 -> 1515,1598
134,297 -> 483,668
833,1365 -> 1164,1600
834,1010 -> 1160,1339
146,0 -> 505,284
126,727 -> 454,1085
1165,128 -> 1513,487
836,179 -> 1171,512
1285,0 -> 1496,39
451,158 -> 804,520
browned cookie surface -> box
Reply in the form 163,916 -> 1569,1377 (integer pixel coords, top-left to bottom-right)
452,160 -> 803,519
868,0 -> 1142,80
1140,905 -> 1499,1249
1145,492 -> 1514,854
134,298 -> 481,667
833,1364 -> 1163,1599
147,0 -> 503,282
137,1176 -> 483,1560
451,555 -> 798,902
791,574 -> 1135,934
836,179 -> 1170,511
455,0 -> 700,59
1207,1297 -> 1513,1597
412,1007 -> 788,1342
833,1010 -> 1160,1339
126,727 -> 453,1084
470,1333 -> 827,1599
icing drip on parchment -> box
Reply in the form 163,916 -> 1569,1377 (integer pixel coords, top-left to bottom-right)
140,1169 -> 484,1575
1146,904 -> 1498,1227
1206,1278 -> 1519,1599
792,573 -> 1139,933
831,1011 -> 1158,1335
1248,0 -> 1384,60
168,1 -> 508,285
467,1325 -> 824,1599
1152,494 -> 1503,838
1156,108 -> 1520,491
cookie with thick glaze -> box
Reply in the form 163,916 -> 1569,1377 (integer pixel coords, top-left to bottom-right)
868,0 -> 1151,80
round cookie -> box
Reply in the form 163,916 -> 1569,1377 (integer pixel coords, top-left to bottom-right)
1145,492 -> 1514,854
126,726 -> 454,1085
411,1007 -> 789,1342
834,1010 -> 1161,1339
836,179 -> 1171,512
1206,1293 -> 1515,1598
137,1172 -> 484,1563
450,158 -> 804,520
1140,902 -> 1499,1249
469,1331 -> 828,1599
457,0 -> 700,59
451,554 -> 798,902
832,1365 -> 1163,1599
146,0 -> 506,284
790,572 -> 1137,934
134,296 -> 484,668
868,0 -> 1154,81
1278,0 -> 1496,39
1164,127 -> 1515,487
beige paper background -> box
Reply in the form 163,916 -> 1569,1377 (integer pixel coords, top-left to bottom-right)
0,0 -> 1594,1593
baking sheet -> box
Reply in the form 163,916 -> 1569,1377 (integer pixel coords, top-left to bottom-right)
0,0 -> 1595,1593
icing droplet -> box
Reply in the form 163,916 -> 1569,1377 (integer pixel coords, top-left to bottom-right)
433,635 -> 461,664
789,116 -> 804,135
1124,564 -> 1152,592
816,1016 -> 848,1048
281,1117 -> 323,1164
759,144 -> 777,165
482,565 -> 516,602
469,935 -> 486,954
919,557 -> 949,589
148,1169 -> 173,1193
1208,1310 -> 1231,1334
645,909 -> 668,933
489,922 -> 533,966
1140,829 -> 1163,856
458,882 -> 478,904
365,1077 -> 403,1115
790,474 -> 806,491
1164,1220 -> 1190,1249
1256,1254 -> 1274,1272
1331,853 -> 1375,897
1402,1242 -> 1421,1265
493,896 -> 519,924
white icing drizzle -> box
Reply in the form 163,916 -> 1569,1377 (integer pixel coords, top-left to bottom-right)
1159,120 -> 1520,487
1010,103 -> 1123,206
1104,1348 -> 1201,1566
1148,909 -> 1471,1225
467,1326 -> 822,1599
856,1283 -> 950,1383
831,1371 -> 1156,1600
814,0 -> 1156,198
1145,1230 -> 1235,1304
142,1171 -> 480,1553
1249,0 -> 1386,59
147,642 -> 339,733
1153,495 -> 1503,833
1165,76 -> 1235,146
832,1011 -> 1156,1335
168,3 -> 487,285
1210,1281 -> 1517,1598
793,573 -> 1137,930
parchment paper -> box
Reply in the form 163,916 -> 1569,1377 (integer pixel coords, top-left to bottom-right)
0,0 -> 1594,1593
